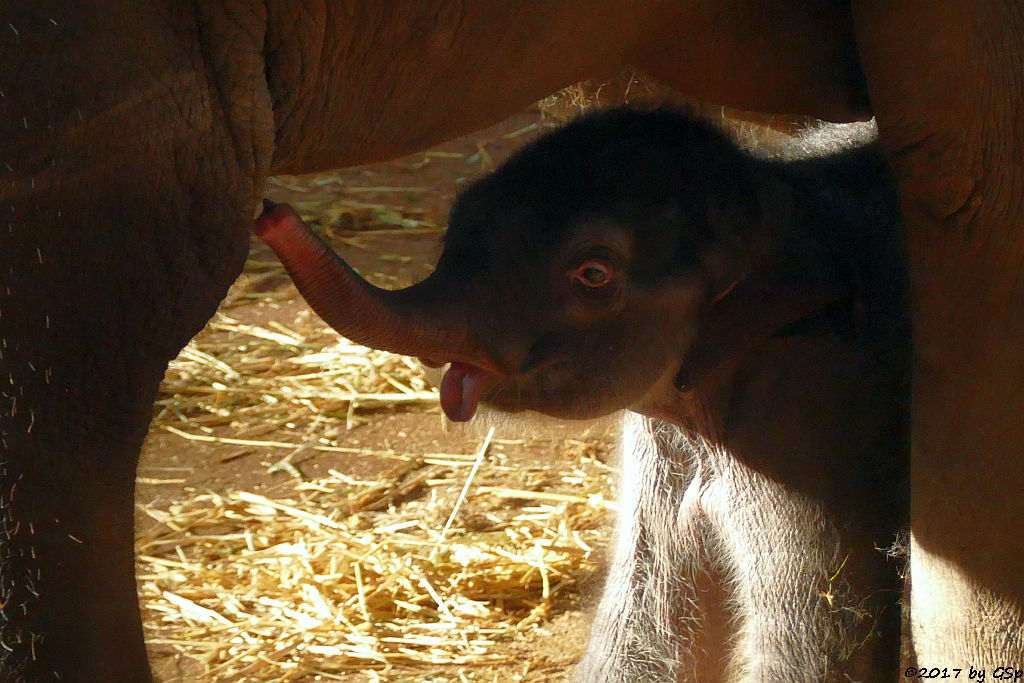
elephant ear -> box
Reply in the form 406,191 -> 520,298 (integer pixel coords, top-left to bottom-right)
673,273 -> 846,391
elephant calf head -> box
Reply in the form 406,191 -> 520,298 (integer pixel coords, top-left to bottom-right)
257,108 -> 892,423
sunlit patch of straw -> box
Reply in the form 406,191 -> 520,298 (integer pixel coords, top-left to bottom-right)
138,426 -> 615,680
141,114 -> 623,680
143,265 -> 616,681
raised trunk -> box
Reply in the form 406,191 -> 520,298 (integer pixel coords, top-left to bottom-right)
254,202 -> 493,371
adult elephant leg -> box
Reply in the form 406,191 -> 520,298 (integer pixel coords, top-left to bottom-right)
853,2 -> 1024,663
0,335 -> 168,681
0,160 -> 257,683
0,5 -> 271,679
0,175 -> 257,681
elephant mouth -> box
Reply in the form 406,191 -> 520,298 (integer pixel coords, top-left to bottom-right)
431,355 -> 586,422
437,361 -> 495,422
428,334 -> 580,422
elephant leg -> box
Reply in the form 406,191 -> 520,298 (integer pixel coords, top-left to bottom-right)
0,194 -> 255,681
577,413 -> 730,682
581,400 -> 901,681
711,335 -> 907,681
853,1 -> 1024,664
0,384 -> 155,680
0,196 -> 255,681
0,6 -> 273,678
703,459 -> 897,682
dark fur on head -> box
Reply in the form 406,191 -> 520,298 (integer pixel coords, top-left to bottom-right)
435,107 -> 904,420
442,107 -> 761,286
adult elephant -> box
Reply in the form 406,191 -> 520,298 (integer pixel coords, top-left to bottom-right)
0,2 -> 1019,681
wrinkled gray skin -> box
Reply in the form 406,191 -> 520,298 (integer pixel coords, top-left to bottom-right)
3,1 -> 1024,680
258,108 -> 910,680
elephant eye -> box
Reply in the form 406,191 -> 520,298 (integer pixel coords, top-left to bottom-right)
570,260 -> 613,288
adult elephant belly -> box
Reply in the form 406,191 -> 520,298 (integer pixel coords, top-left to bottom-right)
0,0 -> 884,680
261,1 -> 867,173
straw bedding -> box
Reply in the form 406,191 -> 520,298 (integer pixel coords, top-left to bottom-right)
135,81 -> 785,679
138,161 -> 617,680
137,426 -> 614,680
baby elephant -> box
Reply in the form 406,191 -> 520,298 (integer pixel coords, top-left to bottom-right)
255,108 -> 909,681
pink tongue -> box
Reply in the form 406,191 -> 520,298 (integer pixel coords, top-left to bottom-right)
440,362 -> 487,422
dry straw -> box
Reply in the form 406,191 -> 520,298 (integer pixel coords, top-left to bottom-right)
140,413 -> 614,680
140,181 -> 617,681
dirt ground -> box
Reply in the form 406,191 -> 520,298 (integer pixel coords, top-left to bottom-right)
136,110 -> 621,682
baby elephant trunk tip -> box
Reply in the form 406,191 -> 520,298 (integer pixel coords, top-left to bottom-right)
252,200 -> 292,238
